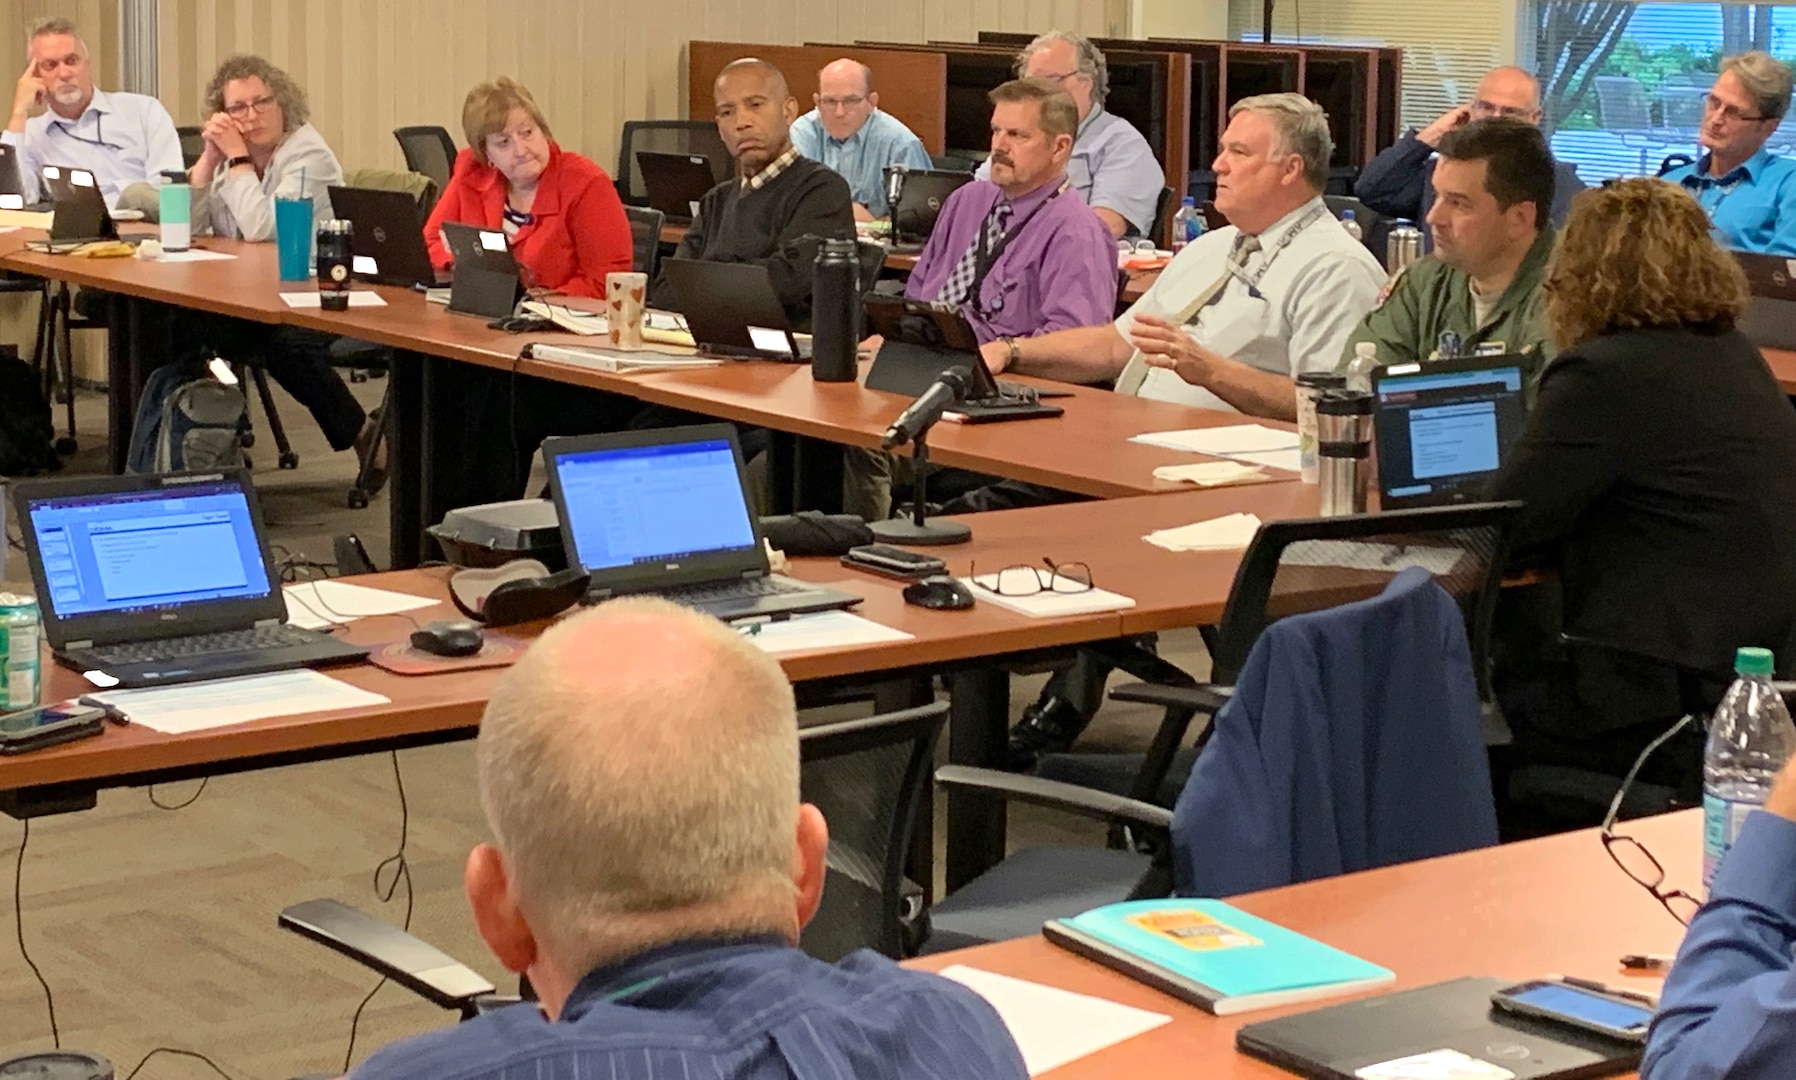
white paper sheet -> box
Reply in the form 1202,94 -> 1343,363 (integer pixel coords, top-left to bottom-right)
87,670 -> 390,734
961,577 -> 1136,618
1151,461 -> 1269,487
939,965 -> 1171,1076
1132,423 -> 1299,455
739,610 -> 911,654
279,291 -> 387,308
283,580 -> 439,629
153,248 -> 237,262
1144,511 -> 1265,552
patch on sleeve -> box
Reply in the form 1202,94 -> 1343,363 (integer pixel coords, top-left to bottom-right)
1373,265 -> 1407,310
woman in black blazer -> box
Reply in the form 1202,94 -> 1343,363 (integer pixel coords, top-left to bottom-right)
1489,178 -> 1796,799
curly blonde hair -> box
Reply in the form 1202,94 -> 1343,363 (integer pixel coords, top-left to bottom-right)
1546,178 -> 1747,349
204,54 -> 309,133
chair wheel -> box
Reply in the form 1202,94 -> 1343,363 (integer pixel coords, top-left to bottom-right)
278,451 -> 300,470
241,432 -> 256,448
347,489 -> 369,510
54,437 -> 76,455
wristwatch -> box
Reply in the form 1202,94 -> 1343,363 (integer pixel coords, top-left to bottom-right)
1002,336 -> 1021,369
226,155 -> 253,169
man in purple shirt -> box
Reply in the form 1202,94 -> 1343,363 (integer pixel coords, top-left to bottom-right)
845,77 -> 1116,520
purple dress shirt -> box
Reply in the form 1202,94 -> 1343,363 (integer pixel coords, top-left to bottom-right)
904,175 -> 1118,343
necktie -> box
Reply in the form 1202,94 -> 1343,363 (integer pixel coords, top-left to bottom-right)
937,200 -> 1014,306
1116,232 -> 1263,395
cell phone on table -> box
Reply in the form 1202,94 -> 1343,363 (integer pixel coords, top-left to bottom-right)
841,543 -> 948,581
0,702 -> 107,755
1490,979 -> 1655,1043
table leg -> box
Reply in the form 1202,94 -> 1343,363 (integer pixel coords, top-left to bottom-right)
105,292 -> 147,473
795,435 -> 844,514
765,430 -> 798,514
945,666 -> 1011,894
388,349 -> 426,568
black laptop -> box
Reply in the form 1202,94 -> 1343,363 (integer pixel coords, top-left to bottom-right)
542,424 -> 862,622
440,221 -> 524,318
660,258 -> 812,361
328,185 -> 448,287
12,470 -> 368,688
862,296 -> 1068,422
0,144 -> 50,211
1736,250 -> 1796,350
1238,977 -> 1641,1080
886,168 -> 975,248
39,164 -> 118,245
1372,357 -> 1529,510
637,150 -> 718,224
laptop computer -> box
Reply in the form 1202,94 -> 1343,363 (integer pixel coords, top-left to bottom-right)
328,185 -> 448,288
1372,357 -> 1529,510
440,221 -> 524,319
1735,250 -> 1796,350
887,168 -> 975,248
1237,977 -> 1641,1080
660,258 -> 813,361
11,470 -> 369,688
39,164 -> 118,245
541,424 -> 862,622
637,150 -> 719,224
0,144 -> 50,211
862,296 -> 1068,423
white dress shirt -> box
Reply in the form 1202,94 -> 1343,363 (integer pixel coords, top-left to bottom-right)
1117,196 -> 1385,412
3,89 -> 184,208
192,122 -> 341,242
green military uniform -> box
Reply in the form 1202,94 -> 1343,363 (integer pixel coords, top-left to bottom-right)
1340,226 -> 1556,394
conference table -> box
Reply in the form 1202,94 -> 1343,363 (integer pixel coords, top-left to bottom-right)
910,809 -> 1696,1078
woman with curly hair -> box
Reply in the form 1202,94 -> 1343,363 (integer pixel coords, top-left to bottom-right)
188,53 -> 341,241
1489,177 -> 1796,815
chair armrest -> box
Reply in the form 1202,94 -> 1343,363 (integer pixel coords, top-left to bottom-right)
1107,681 -> 1232,712
934,765 -> 1174,831
279,898 -> 495,1015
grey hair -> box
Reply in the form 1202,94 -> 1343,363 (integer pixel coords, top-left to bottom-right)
1230,92 -> 1333,190
26,16 -> 86,62
1721,50 -> 1794,122
203,54 -> 310,132
1017,31 -> 1109,107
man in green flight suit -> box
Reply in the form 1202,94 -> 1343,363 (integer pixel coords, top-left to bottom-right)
1342,118 -> 1558,390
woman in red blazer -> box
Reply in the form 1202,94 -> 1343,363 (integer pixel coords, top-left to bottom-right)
425,77 -> 631,296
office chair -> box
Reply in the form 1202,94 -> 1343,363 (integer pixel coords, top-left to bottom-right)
1151,185 -> 1174,248
393,125 -> 457,197
624,205 -> 665,281
176,124 -> 204,169
929,154 -> 975,173
615,120 -> 729,206
1657,152 -> 1696,178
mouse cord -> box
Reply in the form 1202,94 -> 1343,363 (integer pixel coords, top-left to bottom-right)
342,749 -> 414,1072
14,819 -> 59,1047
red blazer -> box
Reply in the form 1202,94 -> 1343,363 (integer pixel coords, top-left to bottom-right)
424,142 -> 632,298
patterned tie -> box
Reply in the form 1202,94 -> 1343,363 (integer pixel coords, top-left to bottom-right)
937,200 -> 1015,306
1116,231 -> 1267,394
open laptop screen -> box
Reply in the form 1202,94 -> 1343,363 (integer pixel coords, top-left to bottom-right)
24,480 -> 272,618
1374,361 -> 1528,507
550,437 -> 758,571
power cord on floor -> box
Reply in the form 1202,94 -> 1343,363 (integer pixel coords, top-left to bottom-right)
342,749 -> 415,1072
14,819 -> 60,1047
122,1047 -> 240,1080
148,779 -> 209,811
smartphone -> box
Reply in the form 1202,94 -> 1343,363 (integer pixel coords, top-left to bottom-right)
1490,979 -> 1655,1044
0,702 -> 107,755
842,543 -> 948,581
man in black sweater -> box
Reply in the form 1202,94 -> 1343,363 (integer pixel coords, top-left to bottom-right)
652,58 -> 855,329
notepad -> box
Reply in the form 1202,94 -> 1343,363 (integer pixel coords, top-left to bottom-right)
939,965 -> 1171,1076
962,576 -> 1136,617
1143,512 -> 1263,552
739,610 -> 913,655
1045,898 -> 1394,1016
86,670 -> 391,734
531,342 -> 722,372
1132,424 -> 1303,472
1151,461 -> 1274,487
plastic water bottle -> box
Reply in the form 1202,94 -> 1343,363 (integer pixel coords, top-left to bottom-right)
1171,196 -> 1201,252
1344,341 -> 1379,393
1340,209 -> 1363,243
1703,646 -> 1796,889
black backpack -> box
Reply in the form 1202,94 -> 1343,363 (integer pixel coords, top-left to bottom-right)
0,353 -> 59,477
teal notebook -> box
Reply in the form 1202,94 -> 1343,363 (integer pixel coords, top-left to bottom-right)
1043,898 -> 1394,1016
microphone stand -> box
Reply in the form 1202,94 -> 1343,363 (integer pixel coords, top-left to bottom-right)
868,430 -> 972,546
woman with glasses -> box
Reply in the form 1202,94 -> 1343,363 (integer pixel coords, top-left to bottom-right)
189,54 -> 340,241
1487,177 -> 1796,821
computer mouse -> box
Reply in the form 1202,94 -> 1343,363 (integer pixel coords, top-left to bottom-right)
903,575 -> 976,611
410,619 -> 485,658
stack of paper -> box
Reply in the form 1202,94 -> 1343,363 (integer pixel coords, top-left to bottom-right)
87,670 -> 391,735
531,342 -> 722,373
1131,424 -> 1301,472
938,965 -> 1171,1076
739,610 -> 912,654
521,300 -> 607,336
1144,512 -> 1263,552
1151,461 -> 1271,487
963,577 -> 1135,618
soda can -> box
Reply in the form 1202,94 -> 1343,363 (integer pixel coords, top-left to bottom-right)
0,593 -> 41,710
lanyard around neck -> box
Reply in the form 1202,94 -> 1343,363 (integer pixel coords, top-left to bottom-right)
969,178 -> 1072,310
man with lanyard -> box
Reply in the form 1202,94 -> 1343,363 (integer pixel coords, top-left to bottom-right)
976,31 -> 1161,240
1343,118 -> 1556,392
842,77 -> 1116,522
1661,51 -> 1796,256
4,16 -> 182,207
986,92 -> 1386,769
790,58 -> 932,221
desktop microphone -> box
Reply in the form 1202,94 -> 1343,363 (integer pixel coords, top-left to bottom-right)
882,370 -> 969,450
886,164 -> 908,211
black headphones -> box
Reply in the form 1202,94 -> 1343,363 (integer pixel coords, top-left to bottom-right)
449,559 -> 589,626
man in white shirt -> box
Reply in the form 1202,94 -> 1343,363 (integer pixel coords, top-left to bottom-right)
5,16 -> 183,207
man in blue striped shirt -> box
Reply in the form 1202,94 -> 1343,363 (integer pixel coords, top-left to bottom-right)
352,598 -> 1028,1080
791,58 -> 932,221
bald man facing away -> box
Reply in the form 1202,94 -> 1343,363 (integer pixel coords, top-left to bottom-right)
791,58 -> 931,220
1356,66 -> 1584,242
648,58 -> 855,328
350,598 -> 1028,1080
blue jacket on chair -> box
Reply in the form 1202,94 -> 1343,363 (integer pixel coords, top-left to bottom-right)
1171,566 -> 1499,897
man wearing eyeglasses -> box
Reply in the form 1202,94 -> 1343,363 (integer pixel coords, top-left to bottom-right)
4,16 -> 182,208
1643,753 -> 1796,1078
973,31 -> 1162,240
1659,52 -> 1796,256
790,59 -> 931,221
1356,67 -> 1583,246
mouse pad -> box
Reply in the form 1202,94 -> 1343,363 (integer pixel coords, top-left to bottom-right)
366,633 -> 528,676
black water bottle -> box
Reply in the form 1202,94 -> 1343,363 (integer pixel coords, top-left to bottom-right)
811,238 -> 860,382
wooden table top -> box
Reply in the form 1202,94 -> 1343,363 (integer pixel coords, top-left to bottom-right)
910,810 -> 1698,1078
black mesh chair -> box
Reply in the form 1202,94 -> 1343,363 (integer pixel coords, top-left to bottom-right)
624,205 -> 665,280
275,702 -> 948,1018
929,154 -> 975,173
615,120 -> 729,206
1151,185 -> 1174,247
393,125 -> 457,196
176,124 -> 204,169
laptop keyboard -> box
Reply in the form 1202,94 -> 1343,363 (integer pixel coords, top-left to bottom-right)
87,624 -> 323,666
658,577 -> 810,606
